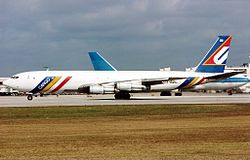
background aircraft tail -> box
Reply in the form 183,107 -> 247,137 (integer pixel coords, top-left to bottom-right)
195,35 -> 232,73
88,52 -> 117,71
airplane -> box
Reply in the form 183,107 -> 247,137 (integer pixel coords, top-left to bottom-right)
88,52 -> 117,71
190,76 -> 249,91
88,51 -> 249,96
3,35 -> 242,100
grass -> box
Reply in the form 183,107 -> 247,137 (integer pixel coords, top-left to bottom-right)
0,104 -> 246,119
0,104 -> 250,159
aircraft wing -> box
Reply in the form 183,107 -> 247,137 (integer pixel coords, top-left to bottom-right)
79,71 -> 243,88
205,71 -> 244,82
141,77 -> 188,85
81,76 -> 188,87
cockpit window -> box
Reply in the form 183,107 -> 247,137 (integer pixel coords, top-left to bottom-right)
11,76 -> 19,79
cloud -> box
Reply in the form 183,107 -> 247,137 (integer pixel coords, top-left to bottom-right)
0,0 -> 250,75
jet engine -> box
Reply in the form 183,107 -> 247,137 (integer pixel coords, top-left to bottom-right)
115,82 -> 147,91
78,85 -> 114,94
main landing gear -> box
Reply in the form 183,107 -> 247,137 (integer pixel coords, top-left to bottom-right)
114,92 -> 131,100
227,89 -> 233,95
160,91 -> 172,96
175,92 -> 182,96
160,91 -> 182,96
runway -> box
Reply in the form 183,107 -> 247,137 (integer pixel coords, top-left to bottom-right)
0,92 -> 250,107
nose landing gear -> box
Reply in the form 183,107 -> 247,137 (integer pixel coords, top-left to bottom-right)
27,94 -> 33,101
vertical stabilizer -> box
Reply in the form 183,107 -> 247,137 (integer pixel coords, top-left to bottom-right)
195,35 -> 232,73
88,52 -> 117,71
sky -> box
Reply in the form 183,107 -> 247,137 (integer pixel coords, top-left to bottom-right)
1,0 -> 250,76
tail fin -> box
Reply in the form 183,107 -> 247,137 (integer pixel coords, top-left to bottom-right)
88,52 -> 117,71
195,35 -> 232,73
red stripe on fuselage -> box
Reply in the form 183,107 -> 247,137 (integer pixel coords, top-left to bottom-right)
197,77 -> 205,85
51,76 -> 72,93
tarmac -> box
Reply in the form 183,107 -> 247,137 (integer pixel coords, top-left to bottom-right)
0,92 -> 250,107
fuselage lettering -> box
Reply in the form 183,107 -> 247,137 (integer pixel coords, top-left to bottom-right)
38,77 -> 52,90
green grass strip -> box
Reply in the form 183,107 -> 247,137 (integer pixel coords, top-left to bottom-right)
0,104 -> 249,119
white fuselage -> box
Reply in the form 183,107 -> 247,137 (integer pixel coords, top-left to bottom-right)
3,70 -> 248,94
3,70 -> 213,93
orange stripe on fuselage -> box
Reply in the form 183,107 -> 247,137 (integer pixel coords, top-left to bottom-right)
41,76 -> 61,93
183,77 -> 199,88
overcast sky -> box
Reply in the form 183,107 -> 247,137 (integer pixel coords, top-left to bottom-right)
1,0 -> 250,76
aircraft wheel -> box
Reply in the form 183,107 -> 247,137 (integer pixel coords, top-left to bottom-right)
114,93 -> 121,99
27,95 -> 33,101
175,92 -> 182,96
114,92 -> 131,100
160,91 -> 172,96
227,90 -> 233,95
124,93 -> 131,99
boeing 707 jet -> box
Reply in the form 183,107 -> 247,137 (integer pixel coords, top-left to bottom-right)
3,35 -> 241,100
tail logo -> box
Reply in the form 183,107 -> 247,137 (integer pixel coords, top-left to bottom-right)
195,35 -> 232,73
209,46 -> 229,65
203,36 -> 231,66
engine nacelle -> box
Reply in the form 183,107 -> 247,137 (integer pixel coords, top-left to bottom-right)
78,85 -> 114,94
116,82 -> 147,91
150,83 -> 179,91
